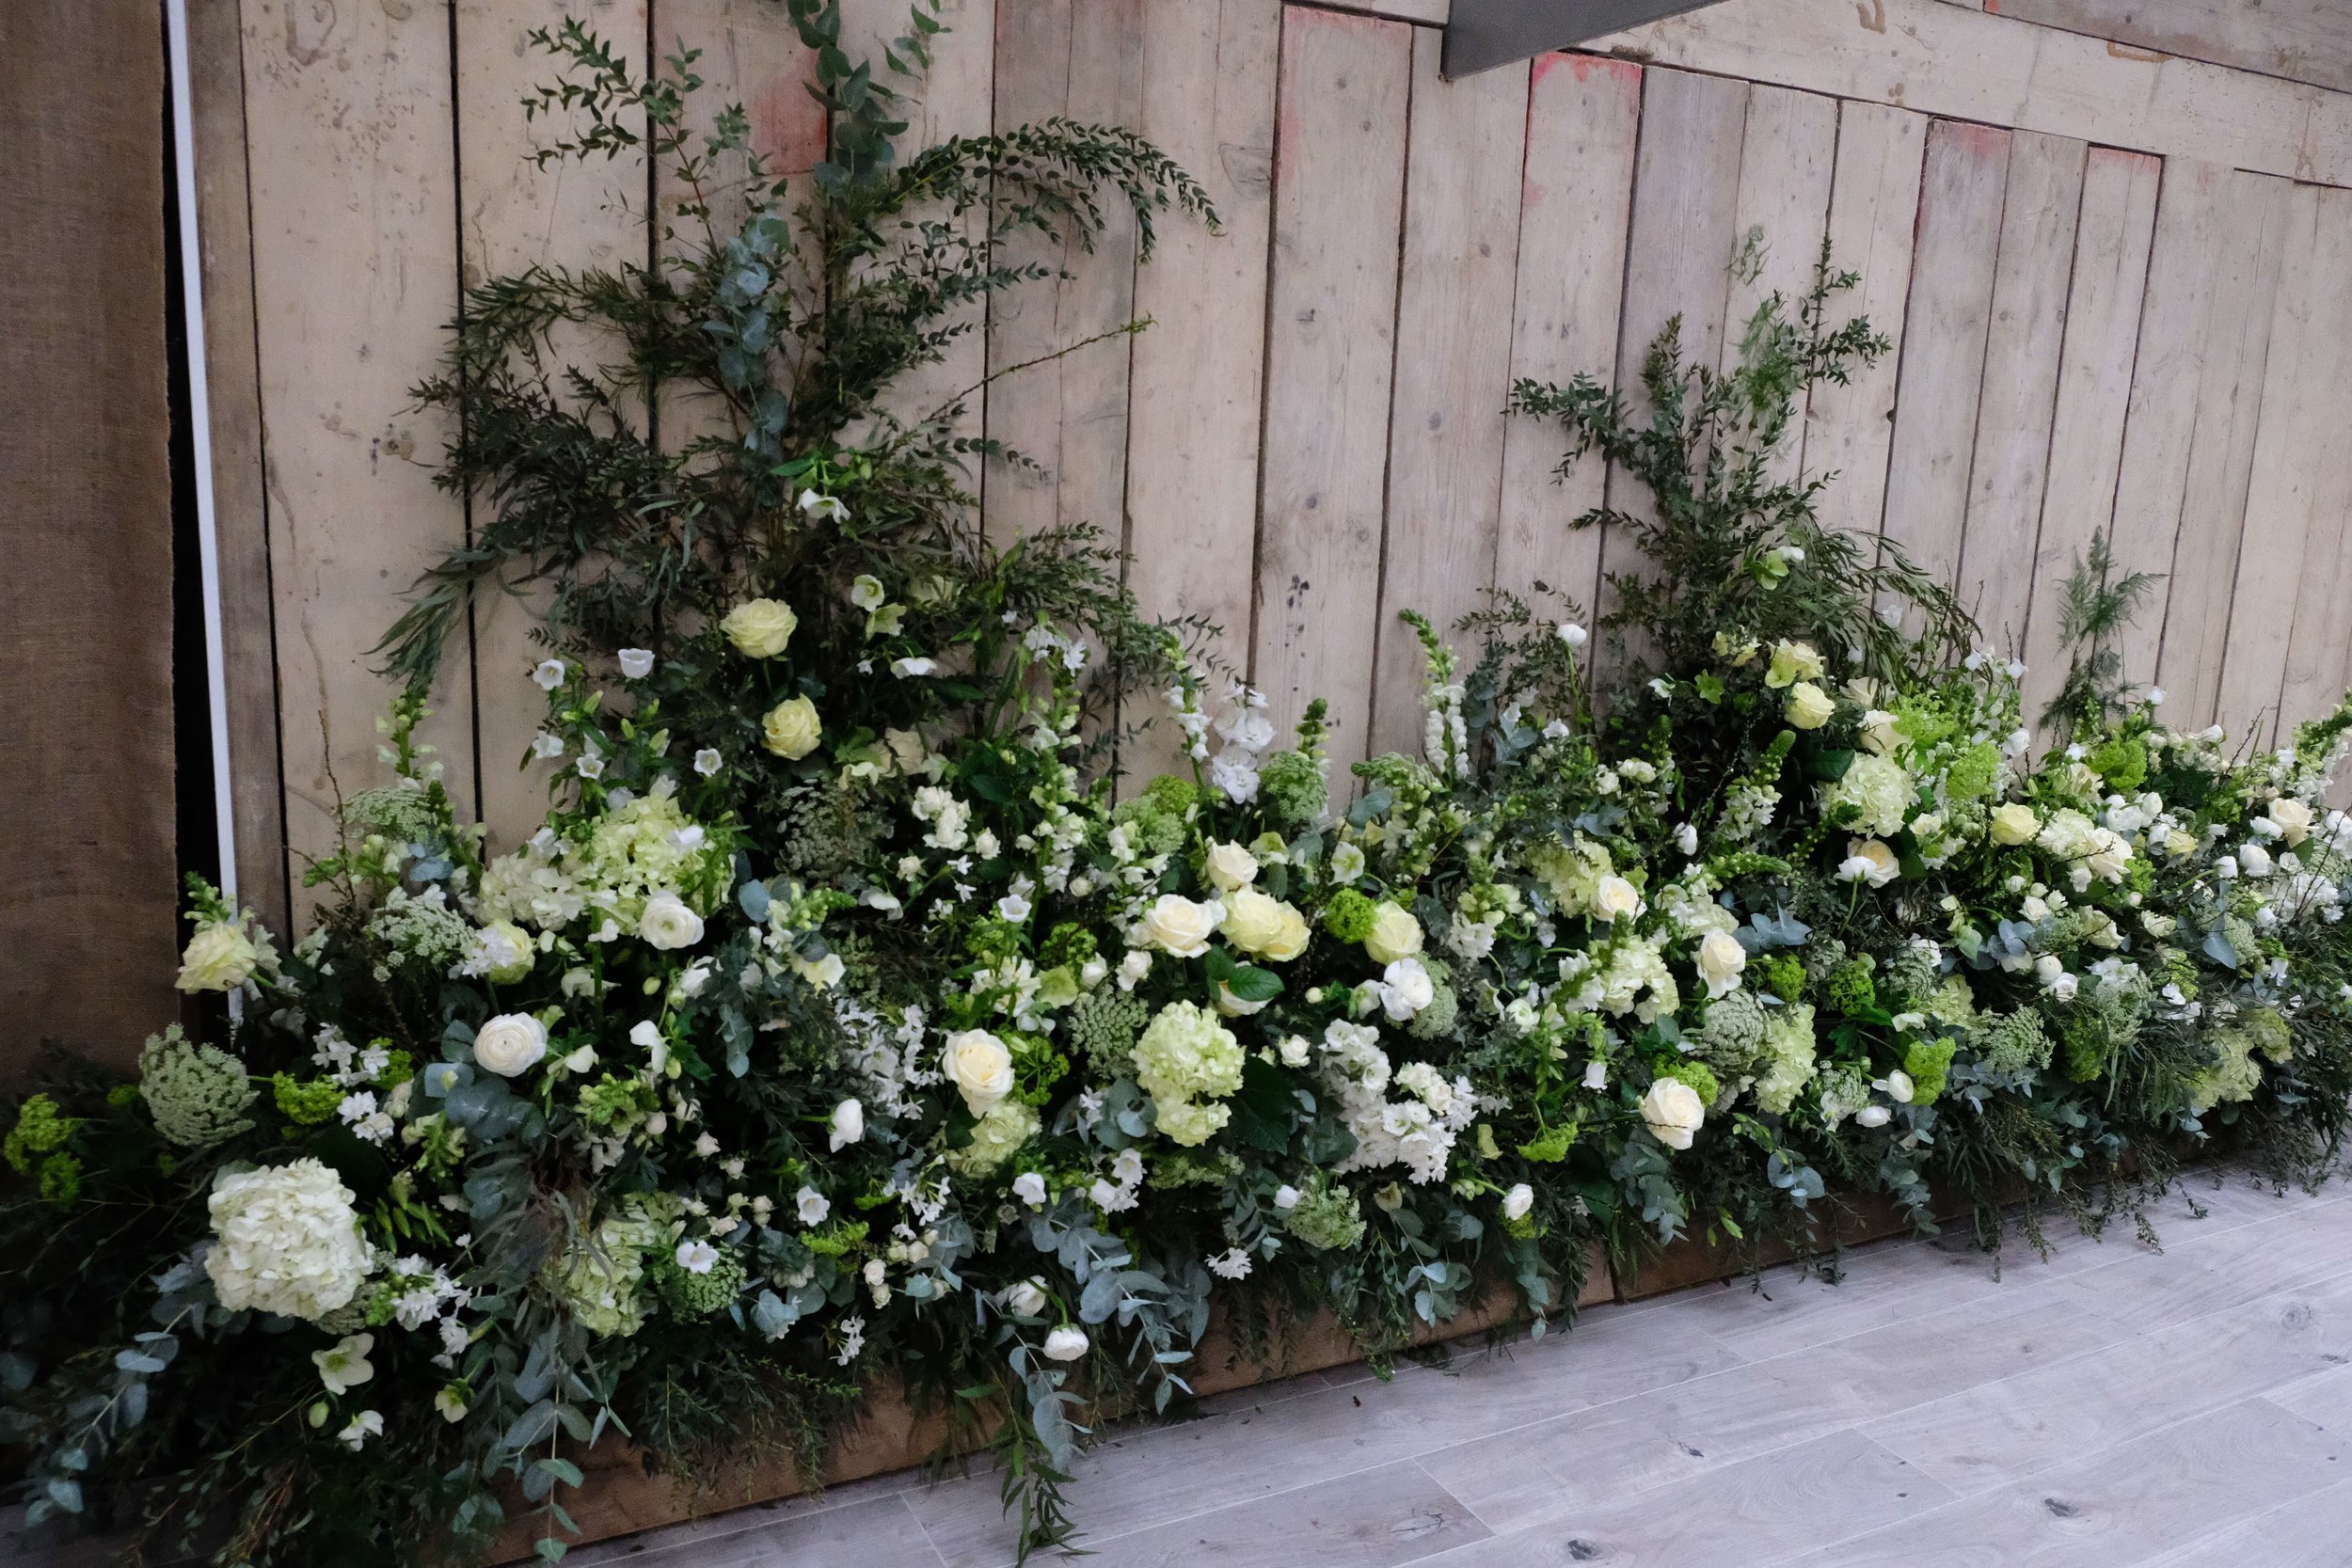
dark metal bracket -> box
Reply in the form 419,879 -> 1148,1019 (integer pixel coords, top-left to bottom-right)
1441,0 -> 1730,78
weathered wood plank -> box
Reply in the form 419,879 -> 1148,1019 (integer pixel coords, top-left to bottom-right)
1120,0 -> 1281,785
1366,36 -> 1528,761
2271,186 -> 2352,736
242,0 -> 473,915
1590,0 -> 2352,188
1055,1459 -> 1492,1568
2021,147 -> 2160,733
1954,130 -> 2086,655
1252,7 -> 1413,768
188,0 -> 291,934
1803,99 -> 1927,546
1493,53 -> 1641,625
1996,0 -> 2352,95
1597,66 -> 1748,682
456,0 -> 652,853
2214,183 -> 2337,748
984,0 -> 1145,548
1879,119 -> 2008,603
1719,83 -> 1836,491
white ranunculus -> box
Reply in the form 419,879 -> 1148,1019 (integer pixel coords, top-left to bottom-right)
1502,1183 -> 1534,1223
941,1029 -> 1015,1113
1142,894 -> 1222,958
1363,902 -> 1424,965
1844,838 -> 1900,888
1204,841 -> 1259,892
472,1013 -> 548,1077
1378,958 -> 1435,1022
1273,1183 -> 1302,1210
1002,1277 -> 1051,1319
312,1333 -> 375,1394
1556,622 -> 1588,648
639,894 -> 705,950
1784,681 -> 1836,730
204,1159 -> 373,1321
1695,930 -> 1748,999
1041,1324 -> 1090,1362
617,647 -> 655,679
1591,876 -> 1645,924
721,597 -> 798,657
1854,1104 -> 1893,1129
829,1099 -> 865,1152
177,921 -> 260,992
1640,1078 -> 1706,1152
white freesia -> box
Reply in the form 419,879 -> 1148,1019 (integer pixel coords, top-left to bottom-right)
472,1013 -> 548,1077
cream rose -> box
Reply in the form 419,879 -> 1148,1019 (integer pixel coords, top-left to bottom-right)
1785,681 -> 1835,730
1989,802 -> 2040,846
177,922 -> 260,992
1363,903 -> 1424,965
1844,837 -> 1900,888
2271,796 -> 2315,846
1204,841 -> 1259,892
941,1029 -> 1015,1113
1591,876 -> 1645,924
762,695 -> 822,759
638,894 -> 705,950
1141,894 -> 1222,958
473,1012 -> 548,1077
1858,709 -> 1899,756
1261,902 -> 1312,963
1695,929 -> 1748,998
1640,1078 -> 1707,1151
1221,887 -> 1296,958
721,597 -> 799,657
1766,640 -> 1824,689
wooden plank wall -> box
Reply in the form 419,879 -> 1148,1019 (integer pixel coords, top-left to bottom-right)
195,0 -> 2352,901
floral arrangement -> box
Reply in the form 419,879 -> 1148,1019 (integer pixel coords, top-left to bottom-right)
10,13 -> 2352,1568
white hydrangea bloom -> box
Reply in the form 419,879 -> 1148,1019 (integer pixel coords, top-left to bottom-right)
204,1159 -> 374,1321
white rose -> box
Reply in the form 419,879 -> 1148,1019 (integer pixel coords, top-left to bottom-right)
2271,797 -> 2315,846
1640,1078 -> 1706,1151
472,1013 -> 548,1077
1990,803 -> 2039,846
762,694 -> 822,759
1858,709 -> 1899,756
1274,1183 -> 1302,1210
1591,876 -> 1645,924
1785,681 -> 1836,730
1042,1324 -> 1090,1362
1204,841 -> 1259,892
639,894 -> 705,950
1221,888 -> 1296,958
721,597 -> 798,657
1142,894 -> 1222,958
829,1099 -> 865,1152
941,1029 -> 1015,1113
177,922 -> 260,992
1364,903 -> 1424,965
1002,1277 -> 1051,1318
1695,930 -> 1747,999
1502,1183 -> 1534,1223
1378,958 -> 1436,1022
1854,1104 -> 1893,1129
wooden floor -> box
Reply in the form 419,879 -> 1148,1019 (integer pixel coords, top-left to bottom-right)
15,1170 -> 2352,1567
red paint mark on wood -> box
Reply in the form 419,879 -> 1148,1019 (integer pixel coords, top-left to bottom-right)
1945,120 -> 2012,157
751,53 -> 826,176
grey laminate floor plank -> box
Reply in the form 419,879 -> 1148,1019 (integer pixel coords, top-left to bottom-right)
1411,1429 -> 1955,1568
1783,1394 -> 2352,1567
1028,1459 -> 1489,1568
2136,1472 -> 2352,1567
568,1470 -> 925,1565
571,1492 -> 945,1568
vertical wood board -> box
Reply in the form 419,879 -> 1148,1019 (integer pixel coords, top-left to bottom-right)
1718,83 -> 1836,492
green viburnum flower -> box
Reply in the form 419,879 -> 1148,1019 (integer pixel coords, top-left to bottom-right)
1257,749 -> 1329,829
1902,1037 -> 1958,1102
1322,888 -> 1378,944
4,1094 -> 74,1173
270,1074 -> 344,1127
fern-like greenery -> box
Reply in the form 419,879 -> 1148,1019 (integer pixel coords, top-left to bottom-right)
2039,528 -> 2162,742
384,4 -> 1214,711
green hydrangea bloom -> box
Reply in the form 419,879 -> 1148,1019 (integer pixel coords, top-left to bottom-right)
1285,1178 -> 1367,1251
1134,1002 -> 1244,1147
546,1214 -> 659,1338
1323,888 -> 1378,943
2087,735 -> 2149,793
1258,749 -> 1329,828
137,1025 -> 258,1149
1041,922 -> 1098,970
2240,1006 -> 2293,1065
1902,1037 -> 1958,1102
2189,1030 -> 2265,1116
1067,988 -> 1150,1077
1756,955 -> 1807,1003
269,1073 -> 344,1126
1943,742 -> 2001,803
1927,973 -> 1978,1027
4,1094 -> 73,1173
1754,1003 -> 1819,1116
947,1099 -> 1041,1176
